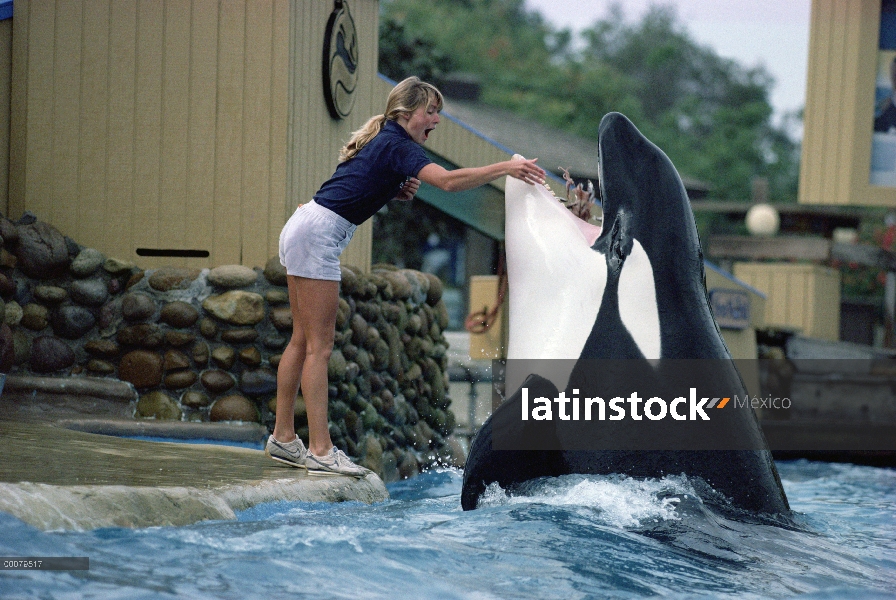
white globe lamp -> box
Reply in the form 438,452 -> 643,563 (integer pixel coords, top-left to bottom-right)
745,203 -> 780,237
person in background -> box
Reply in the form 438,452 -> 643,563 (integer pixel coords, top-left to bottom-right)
875,56 -> 896,133
267,76 -> 546,476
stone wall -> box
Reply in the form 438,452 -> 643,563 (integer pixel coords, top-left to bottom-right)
0,213 -> 459,482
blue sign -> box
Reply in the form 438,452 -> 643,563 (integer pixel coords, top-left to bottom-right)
709,289 -> 751,330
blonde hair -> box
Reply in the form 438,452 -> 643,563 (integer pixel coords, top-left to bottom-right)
339,76 -> 444,162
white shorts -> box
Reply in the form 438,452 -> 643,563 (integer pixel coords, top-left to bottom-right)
278,200 -> 356,281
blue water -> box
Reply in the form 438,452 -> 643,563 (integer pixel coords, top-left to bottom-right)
121,436 -> 266,451
1,461 -> 894,599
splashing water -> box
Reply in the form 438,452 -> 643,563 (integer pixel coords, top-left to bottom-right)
0,461 -> 894,599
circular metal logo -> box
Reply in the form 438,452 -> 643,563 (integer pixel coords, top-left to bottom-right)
322,0 -> 358,120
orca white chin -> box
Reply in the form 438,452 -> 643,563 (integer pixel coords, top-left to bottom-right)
503,156 -> 603,391
504,154 -> 661,393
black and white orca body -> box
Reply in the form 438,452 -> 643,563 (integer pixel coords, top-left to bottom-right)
461,113 -> 789,516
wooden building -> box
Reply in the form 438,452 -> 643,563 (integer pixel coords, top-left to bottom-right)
800,0 -> 896,207
0,0 -> 554,272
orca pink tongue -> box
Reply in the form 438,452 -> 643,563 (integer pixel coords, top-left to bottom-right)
574,215 -> 601,246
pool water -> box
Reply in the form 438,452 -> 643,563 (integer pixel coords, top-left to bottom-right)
0,460 -> 893,599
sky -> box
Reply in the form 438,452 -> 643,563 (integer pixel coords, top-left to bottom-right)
523,0 -> 812,133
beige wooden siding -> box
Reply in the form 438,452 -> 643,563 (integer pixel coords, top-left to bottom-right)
800,0 -> 896,206
9,0 -> 379,270
733,263 -> 841,341
287,0 -> 380,272
0,17 -> 11,214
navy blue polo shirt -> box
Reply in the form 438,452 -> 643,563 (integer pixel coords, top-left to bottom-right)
314,120 -> 432,225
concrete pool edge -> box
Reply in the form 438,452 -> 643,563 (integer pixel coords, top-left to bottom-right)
0,420 -> 389,531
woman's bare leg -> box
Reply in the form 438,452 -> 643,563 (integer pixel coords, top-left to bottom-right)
272,275 -> 339,455
271,275 -> 307,443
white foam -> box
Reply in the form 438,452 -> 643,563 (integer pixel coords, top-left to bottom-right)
479,475 -> 691,528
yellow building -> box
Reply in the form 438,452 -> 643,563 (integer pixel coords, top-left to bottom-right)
800,0 -> 896,207
0,0 -> 556,272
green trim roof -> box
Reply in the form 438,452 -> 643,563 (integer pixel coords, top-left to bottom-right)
416,149 -> 506,241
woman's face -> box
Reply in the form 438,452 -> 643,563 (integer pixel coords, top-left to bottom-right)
399,99 -> 441,144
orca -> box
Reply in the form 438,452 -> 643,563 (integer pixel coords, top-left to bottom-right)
461,112 -> 790,516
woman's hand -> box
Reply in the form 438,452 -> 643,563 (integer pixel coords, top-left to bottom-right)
395,177 -> 420,201
506,158 -> 546,186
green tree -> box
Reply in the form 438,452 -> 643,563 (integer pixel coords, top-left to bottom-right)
378,0 -> 801,203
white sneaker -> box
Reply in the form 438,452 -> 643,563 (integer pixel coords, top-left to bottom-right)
305,447 -> 370,478
265,435 -> 308,470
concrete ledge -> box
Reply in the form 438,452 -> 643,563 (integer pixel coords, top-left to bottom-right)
0,420 -> 388,531
0,474 -> 387,531
0,375 -> 137,421
56,418 -> 269,443
2,375 -> 137,401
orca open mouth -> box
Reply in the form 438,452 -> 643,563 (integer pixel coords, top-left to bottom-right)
502,112 -> 706,385
462,112 -> 790,516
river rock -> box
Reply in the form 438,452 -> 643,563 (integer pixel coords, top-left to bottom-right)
0,272 -> 15,298
240,367 -> 277,395
181,390 -> 211,408
221,328 -> 258,344
165,330 -> 195,347
97,299 -> 122,333
201,369 -> 236,393
119,350 -> 163,388
33,285 -> 67,304
4,301 -> 21,326
422,272 -> 443,305
202,291 -> 265,325
29,336 -> 75,373
70,248 -> 105,277
15,221 -> 70,279
163,349 -> 191,371
164,370 -> 197,390
0,324 -> 13,372
125,270 -> 144,289
265,289 -> 289,305
210,394 -> 258,422
199,317 -> 218,338
136,390 -> 182,420
208,265 -> 258,288
51,305 -> 96,339
103,257 -> 136,275
238,346 -> 261,367
11,328 -> 29,365
380,270 -> 412,299
263,334 -> 286,349
263,256 -> 286,286
340,265 -> 360,295
211,345 -> 236,369
148,267 -> 201,292
269,306 -> 292,331
84,339 -> 119,358
116,323 -> 162,347
327,348 -> 347,381
70,277 -> 108,307
358,434 -> 384,475
192,341 -> 209,366
121,292 -> 156,322
160,301 -> 199,328
86,359 -> 115,374
0,217 -> 19,247
0,249 -> 15,269
397,449 -> 420,479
